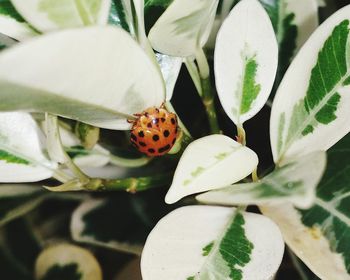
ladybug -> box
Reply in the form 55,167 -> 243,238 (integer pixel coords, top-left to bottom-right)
129,106 -> 179,156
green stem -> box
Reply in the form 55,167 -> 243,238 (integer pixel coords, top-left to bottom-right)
252,168 -> 259,182
195,48 -> 220,134
95,173 -> 173,193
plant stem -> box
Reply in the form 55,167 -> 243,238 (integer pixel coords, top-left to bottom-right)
95,173 -> 173,193
45,114 -> 89,183
252,169 -> 259,182
237,125 -> 246,146
195,48 -> 221,134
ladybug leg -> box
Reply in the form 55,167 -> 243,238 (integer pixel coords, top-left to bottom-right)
160,102 -> 165,109
127,119 -> 135,124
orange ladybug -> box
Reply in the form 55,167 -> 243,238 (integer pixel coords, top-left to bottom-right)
130,106 -> 179,156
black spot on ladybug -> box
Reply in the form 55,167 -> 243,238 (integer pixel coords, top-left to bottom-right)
147,123 -> 152,128
172,138 -> 176,145
171,118 -> 176,125
158,144 -> 171,154
148,148 -> 155,154
152,118 -> 159,125
139,141 -> 146,147
131,133 -> 137,141
163,130 -> 170,137
152,135 -> 160,142
138,131 -> 145,137
131,142 -> 138,148
161,118 -> 166,123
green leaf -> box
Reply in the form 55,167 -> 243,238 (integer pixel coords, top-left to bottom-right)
270,8 -> 350,163
0,185 -> 47,227
240,56 -> 261,114
197,151 -> 327,209
0,218 -> 41,280
40,264 -> 82,280
0,27 -> 165,130
35,243 -> 102,280
141,206 -> 285,280
0,0 -> 25,22
0,150 -> 29,164
10,0 -> 111,32
108,0 -> 130,31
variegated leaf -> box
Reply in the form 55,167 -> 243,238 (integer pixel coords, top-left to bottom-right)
197,151 -> 326,209
215,0 -> 278,125
141,206 -> 284,280
0,112 -> 55,182
271,6 -> 350,164
165,135 -> 258,204
10,0 -> 111,32
35,243 -> 102,280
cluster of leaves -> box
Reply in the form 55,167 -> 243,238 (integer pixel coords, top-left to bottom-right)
0,0 -> 349,279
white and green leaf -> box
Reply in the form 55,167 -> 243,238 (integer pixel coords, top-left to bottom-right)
0,184 -> 47,227
165,135 -> 258,204
0,27 -> 165,130
60,126 -> 110,168
71,194 -> 172,255
262,133 -> 350,279
271,6 -> 350,164
0,0 -> 37,41
260,0 -> 319,86
0,112 -> 56,182
215,0 -> 278,126
141,206 -> 284,280
35,243 -> 102,280
10,0 -> 111,32
197,151 -> 326,209
108,0 -> 131,32
148,0 -> 219,57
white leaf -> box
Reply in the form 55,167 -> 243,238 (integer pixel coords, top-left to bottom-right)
197,151 -> 327,209
165,135 -> 258,204
35,243 -> 102,280
215,0 -> 278,126
0,27 -> 165,130
156,53 -> 182,101
10,0 -> 111,32
270,6 -> 350,164
0,112 -> 56,182
148,0 -> 219,57
141,206 -> 284,280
